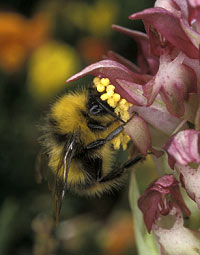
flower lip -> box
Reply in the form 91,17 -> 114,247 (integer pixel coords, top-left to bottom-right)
138,174 -> 190,232
143,52 -> 197,117
153,205 -> 200,255
176,163 -> 200,209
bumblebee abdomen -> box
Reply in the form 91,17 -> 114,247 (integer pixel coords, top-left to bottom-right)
67,142 -> 125,196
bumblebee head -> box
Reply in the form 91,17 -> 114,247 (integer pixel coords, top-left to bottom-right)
50,90 -> 89,133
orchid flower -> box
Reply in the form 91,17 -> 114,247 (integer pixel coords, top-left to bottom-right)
67,0 -> 200,253
153,206 -> 200,255
138,174 -> 190,233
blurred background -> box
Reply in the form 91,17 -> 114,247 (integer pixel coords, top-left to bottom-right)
0,0 -> 155,254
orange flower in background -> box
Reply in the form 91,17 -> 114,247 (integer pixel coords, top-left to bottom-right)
98,211 -> 136,255
78,37 -> 110,63
0,12 -> 50,73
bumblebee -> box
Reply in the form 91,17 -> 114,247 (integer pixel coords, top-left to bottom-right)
39,83 -> 143,222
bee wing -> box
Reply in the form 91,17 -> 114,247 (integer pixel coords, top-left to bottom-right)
52,134 -> 77,224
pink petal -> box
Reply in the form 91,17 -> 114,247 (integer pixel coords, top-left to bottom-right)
155,0 -> 189,21
177,164 -> 200,209
124,115 -> 151,155
188,0 -> 200,7
142,75 -> 159,106
106,51 -> 140,73
147,26 -> 174,57
67,59 -> 132,82
138,190 -> 161,233
164,130 -> 200,168
195,102 -> 200,130
188,0 -> 200,24
152,175 -> 190,216
130,7 -> 199,59
180,17 -> 200,49
155,0 -> 184,13
132,96 -> 181,135
67,59 -> 146,84
183,56 -> 200,93
172,0 -> 188,18
160,77 -> 185,118
138,175 -> 190,233
150,174 -> 178,190
112,25 -> 159,74
116,79 -> 147,105
143,53 -> 197,117
66,60 -> 150,102
153,206 -> 200,255
170,185 -> 191,216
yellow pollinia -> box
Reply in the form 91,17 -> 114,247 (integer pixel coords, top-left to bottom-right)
93,77 -> 132,150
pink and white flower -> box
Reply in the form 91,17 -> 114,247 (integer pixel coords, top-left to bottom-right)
138,174 -> 190,233
67,0 -> 200,252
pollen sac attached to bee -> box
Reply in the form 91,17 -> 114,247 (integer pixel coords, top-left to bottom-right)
93,76 -> 132,151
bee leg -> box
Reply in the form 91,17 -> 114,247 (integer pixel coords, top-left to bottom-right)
121,155 -> 145,169
99,155 -> 144,183
86,125 -> 124,150
87,122 -> 111,131
81,156 -> 103,181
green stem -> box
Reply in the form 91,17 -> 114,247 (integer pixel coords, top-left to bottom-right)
129,170 -> 159,255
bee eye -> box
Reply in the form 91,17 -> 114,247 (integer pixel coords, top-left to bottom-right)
88,96 -> 106,115
89,104 -> 103,115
